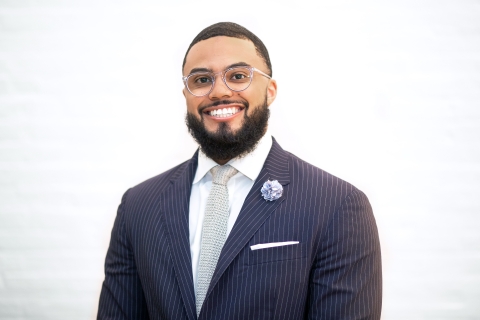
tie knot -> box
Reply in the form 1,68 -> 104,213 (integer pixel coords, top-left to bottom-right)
210,165 -> 238,186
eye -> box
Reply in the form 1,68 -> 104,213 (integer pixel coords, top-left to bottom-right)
194,76 -> 212,84
231,73 -> 247,80
228,70 -> 250,82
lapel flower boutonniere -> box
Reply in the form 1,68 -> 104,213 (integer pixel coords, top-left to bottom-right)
261,180 -> 283,201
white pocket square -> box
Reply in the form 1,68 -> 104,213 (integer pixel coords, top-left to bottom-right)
250,241 -> 299,251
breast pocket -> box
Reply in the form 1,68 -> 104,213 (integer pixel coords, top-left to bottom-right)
248,242 -> 306,265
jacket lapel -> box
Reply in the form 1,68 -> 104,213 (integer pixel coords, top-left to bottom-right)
161,153 -> 198,320
205,138 -> 291,299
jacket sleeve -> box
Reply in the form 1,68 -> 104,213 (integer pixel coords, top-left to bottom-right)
97,190 -> 149,320
307,189 -> 382,319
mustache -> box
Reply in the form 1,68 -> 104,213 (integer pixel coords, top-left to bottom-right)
198,99 -> 249,113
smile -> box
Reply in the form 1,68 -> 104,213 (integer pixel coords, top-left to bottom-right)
203,105 -> 245,119
208,107 -> 241,117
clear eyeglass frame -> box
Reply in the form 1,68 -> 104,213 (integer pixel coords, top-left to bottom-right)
182,66 -> 271,97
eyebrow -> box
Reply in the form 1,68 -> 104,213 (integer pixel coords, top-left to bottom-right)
188,62 -> 251,75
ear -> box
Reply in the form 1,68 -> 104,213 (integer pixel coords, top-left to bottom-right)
266,79 -> 277,106
182,88 -> 186,98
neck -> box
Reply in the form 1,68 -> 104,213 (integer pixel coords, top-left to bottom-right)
213,158 -> 230,165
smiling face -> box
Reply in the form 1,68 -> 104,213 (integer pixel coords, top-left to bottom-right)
183,36 -> 277,134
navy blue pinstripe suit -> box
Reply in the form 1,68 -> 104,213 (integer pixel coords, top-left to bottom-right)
98,138 -> 382,319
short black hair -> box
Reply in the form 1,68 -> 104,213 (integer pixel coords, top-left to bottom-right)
182,22 -> 272,76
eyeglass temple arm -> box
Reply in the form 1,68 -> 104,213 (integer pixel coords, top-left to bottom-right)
253,67 -> 272,79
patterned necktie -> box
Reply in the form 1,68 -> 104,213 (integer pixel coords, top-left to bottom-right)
196,164 -> 238,316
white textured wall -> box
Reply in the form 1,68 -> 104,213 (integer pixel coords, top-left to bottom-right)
1,1 -> 479,319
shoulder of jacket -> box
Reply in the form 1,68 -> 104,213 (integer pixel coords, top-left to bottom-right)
126,158 -> 193,197
285,151 -> 359,194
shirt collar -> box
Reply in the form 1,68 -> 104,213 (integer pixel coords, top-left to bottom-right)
192,131 -> 273,184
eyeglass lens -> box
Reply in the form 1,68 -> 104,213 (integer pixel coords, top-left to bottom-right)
186,67 -> 252,96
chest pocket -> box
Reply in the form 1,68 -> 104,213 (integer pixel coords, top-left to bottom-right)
248,242 -> 306,265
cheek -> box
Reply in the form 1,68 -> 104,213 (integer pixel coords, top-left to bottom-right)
239,91 -> 263,113
245,86 -> 265,103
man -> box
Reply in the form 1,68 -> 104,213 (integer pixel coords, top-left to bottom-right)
98,22 -> 382,320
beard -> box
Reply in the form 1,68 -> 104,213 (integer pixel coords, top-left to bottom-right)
185,98 -> 270,162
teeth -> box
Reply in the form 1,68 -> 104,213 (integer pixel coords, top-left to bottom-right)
209,107 -> 240,117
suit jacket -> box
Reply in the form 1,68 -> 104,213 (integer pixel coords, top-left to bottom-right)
98,138 -> 382,319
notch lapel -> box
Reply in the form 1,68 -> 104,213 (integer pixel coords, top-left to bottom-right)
205,138 -> 291,300
161,153 -> 198,320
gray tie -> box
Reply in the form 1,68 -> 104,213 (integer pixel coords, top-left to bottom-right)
196,164 -> 238,316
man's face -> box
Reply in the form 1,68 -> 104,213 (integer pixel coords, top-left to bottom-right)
183,36 -> 277,134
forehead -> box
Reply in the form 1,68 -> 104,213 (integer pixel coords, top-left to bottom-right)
183,36 -> 265,74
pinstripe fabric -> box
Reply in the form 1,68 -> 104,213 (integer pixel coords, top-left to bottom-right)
98,138 -> 382,320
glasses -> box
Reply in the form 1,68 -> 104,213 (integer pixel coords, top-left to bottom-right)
182,66 -> 271,97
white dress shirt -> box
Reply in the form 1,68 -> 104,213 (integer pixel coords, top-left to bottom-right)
189,132 -> 273,293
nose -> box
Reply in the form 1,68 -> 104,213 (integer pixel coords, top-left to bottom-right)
208,73 -> 233,100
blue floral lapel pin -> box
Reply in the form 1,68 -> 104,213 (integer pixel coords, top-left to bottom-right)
261,180 -> 283,201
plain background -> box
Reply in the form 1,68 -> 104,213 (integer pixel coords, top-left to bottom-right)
1,0 -> 479,319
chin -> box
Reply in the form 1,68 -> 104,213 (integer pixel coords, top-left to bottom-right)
206,120 -> 241,133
